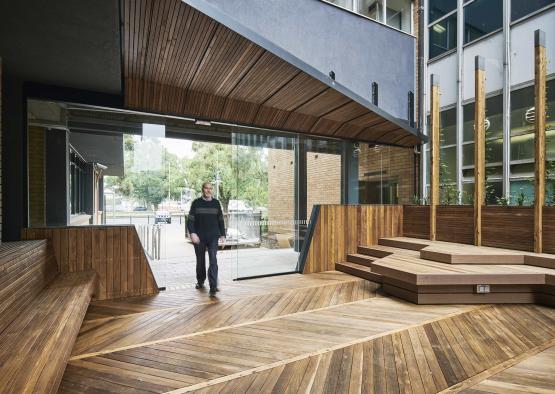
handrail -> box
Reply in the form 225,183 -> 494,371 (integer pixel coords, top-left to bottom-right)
296,205 -> 321,273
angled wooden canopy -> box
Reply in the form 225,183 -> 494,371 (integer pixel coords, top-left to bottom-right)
121,0 -> 421,146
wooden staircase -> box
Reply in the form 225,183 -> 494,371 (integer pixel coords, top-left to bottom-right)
336,237 -> 555,305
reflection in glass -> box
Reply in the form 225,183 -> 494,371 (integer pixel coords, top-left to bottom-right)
511,0 -> 555,21
358,144 -> 416,204
358,0 -> 384,22
440,108 -> 456,146
429,0 -> 456,23
510,80 -> 555,161
327,0 -> 354,10
385,0 -> 412,32
429,14 -> 457,58
464,0 -> 503,43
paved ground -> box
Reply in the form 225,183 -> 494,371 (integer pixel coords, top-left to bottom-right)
108,221 -> 299,290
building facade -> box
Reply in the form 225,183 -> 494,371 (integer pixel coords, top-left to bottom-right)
421,0 -> 555,205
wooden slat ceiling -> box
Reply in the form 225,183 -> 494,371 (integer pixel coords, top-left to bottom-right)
121,0 -> 420,146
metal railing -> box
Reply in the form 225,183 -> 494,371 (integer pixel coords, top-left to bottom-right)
136,224 -> 162,260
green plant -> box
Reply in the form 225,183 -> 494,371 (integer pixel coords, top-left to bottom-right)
495,195 -> 510,206
517,189 -> 526,206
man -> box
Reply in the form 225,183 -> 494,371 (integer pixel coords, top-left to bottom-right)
187,182 -> 226,296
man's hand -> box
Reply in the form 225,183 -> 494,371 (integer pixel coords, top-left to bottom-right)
190,233 -> 200,244
219,236 -> 226,244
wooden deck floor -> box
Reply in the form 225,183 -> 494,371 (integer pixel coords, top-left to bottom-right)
60,271 -> 555,393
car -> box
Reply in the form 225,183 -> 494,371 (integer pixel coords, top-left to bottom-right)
133,206 -> 147,211
155,210 -> 171,224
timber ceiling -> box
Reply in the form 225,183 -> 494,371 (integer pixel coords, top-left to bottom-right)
121,0 -> 420,146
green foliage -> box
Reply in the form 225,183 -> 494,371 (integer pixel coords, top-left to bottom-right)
105,136 -> 269,211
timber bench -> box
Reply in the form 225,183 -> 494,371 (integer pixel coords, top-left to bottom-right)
0,240 -> 96,393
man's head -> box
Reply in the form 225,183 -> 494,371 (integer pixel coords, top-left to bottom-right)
201,182 -> 213,199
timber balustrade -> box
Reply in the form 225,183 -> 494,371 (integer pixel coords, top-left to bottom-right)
301,205 -> 403,273
302,204 -> 555,274
21,225 -> 158,300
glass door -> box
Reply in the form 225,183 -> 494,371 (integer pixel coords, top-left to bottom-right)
230,132 -> 299,279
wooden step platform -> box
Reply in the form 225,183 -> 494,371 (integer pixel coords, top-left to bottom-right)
378,236 -> 432,250
357,244 -> 420,258
0,241 -> 97,393
336,261 -> 382,283
346,253 -> 376,267
344,237 -> 555,305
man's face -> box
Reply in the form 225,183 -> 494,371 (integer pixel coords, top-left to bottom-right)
202,184 -> 213,198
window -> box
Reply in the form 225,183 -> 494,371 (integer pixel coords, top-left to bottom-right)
429,0 -> 456,23
464,0 -> 503,43
429,13 -> 457,58
462,94 -> 504,169
440,108 -> 456,146
510,80 -> 555,161
511,0 -> 555,21
385,0 -> 412,32
70,149 -> 87,215
327,0 -> 354,9
358,0 -> 384,21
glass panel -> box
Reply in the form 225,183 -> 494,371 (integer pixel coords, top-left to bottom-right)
462,182 -> 474,204
358,144 -> 416,204
429,0 -> 456,23
440,146 -> 456,183
510,179 -> 534,205
511,80 -> 555,161
464,0 -> 503,43
511,0 -> 555,21
463,94 -> 503,145
440,108 -> 456,146
231,133 -> 298,279
463,143 -> 474,167
327,0 -> 354,10
385,0 -> 412,32
429,14 -> 457,58
358,0 -> 384,21
486,180 -> 503,204
464,181 -> 503,205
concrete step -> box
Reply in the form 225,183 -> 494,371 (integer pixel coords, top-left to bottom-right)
378,237 -> 430,251
335,261 -> 382,284
346,253 -> 376,267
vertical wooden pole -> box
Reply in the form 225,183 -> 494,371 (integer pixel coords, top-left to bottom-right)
474,56 -> 486,246
429,74 -> 440,241
534,30 -> 546,254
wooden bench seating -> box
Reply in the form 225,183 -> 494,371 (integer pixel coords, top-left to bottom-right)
0,241 -> 96,393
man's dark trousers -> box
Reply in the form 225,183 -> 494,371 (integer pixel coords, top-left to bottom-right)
194,237 -> 218,290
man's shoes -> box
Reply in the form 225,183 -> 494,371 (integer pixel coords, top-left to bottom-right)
209,290 -> 217,297
195,283 -> 205,289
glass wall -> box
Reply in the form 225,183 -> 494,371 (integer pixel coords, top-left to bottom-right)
463,0 -> 503,43
429,13 -> 457,58
325,0 -> 413,33
429,0 -> 456,23
358,144 -> 416,204
510,80 -> 555,205
511,0 -> 555,21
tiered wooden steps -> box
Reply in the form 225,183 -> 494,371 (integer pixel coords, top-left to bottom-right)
0,241 -> 96,393
337,237 -> 555,305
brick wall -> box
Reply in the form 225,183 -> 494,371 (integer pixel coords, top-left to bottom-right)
307,152 -> 341,218
358,144 -> 416,204
28,126 -> 46,227
267,149 -> 341,234
267,149 -> 295,234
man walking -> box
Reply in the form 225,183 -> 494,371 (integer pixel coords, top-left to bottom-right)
187,182 -> 226,296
